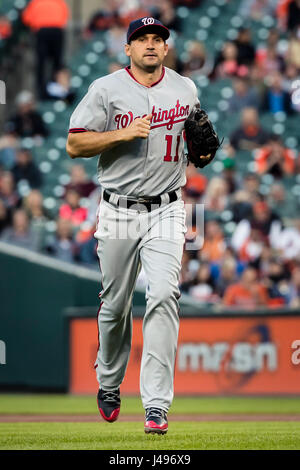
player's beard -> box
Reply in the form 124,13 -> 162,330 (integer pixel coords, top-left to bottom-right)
143,64 -> 158,73
135,57 -> 163,74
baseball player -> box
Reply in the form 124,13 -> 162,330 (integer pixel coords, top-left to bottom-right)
67,17 -> 206,435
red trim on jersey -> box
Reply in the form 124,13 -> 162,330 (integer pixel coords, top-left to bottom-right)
69,128 -> 88,133
95,300 -> 103,362
125,66 -> 165,88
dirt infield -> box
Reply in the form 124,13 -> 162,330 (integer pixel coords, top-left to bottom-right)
1,414 -> 300,422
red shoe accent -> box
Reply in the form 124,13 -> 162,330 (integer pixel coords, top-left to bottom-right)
145,420 -> 168,430
96,388 -> 121,423
98,405 -> 120,423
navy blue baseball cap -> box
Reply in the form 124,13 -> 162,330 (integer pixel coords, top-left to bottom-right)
127,17 -> 170,43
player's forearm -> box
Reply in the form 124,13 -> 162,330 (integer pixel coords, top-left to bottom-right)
66,129 -> 129,159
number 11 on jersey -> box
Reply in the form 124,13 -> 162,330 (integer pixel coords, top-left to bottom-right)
163,135 -> 181,162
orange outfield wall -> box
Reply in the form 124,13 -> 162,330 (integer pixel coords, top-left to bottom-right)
69,316 -> 300,395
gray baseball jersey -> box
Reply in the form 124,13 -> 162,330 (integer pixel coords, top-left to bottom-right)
69,65 -> 200,414
69,66 -> 200,197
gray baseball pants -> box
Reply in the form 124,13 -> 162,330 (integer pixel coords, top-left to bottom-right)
94,188 -> 186,412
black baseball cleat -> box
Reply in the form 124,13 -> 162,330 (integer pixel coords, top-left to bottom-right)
97,388 -> 121,423
144,407 -> 168,435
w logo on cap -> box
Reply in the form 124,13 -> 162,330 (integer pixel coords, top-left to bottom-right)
141,17 -> 155,25
127,17 -> 170,43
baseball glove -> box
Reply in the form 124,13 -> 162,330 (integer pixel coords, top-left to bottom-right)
184,107 -> 223,168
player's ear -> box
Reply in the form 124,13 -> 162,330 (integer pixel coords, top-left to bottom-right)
124,44 -> 131,57
164,43 -> 169,57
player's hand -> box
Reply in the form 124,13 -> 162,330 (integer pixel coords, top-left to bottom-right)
122,114 -> 152,141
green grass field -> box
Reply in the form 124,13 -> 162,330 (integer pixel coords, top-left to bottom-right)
1,422 -> 300,450
1,395 -> 300,415
0,395 -> 300,450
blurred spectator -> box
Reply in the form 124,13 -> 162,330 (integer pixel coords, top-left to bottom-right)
0,208 -> 39,251
6,91 -> 49,138
238,0 -> 278,21
86,9 -> 118,35
64,164 -> 97,198
276,0 -> 292,31
227,77 -> 260,114
286,265 -> 300,307
23,190 -> 50,251
254,135 -> 296,178
209,246 -> 246,282
232,200 -> 282,254
0,15 -> 12,39
156,0 -> 181,32
221,157 -> 242,194
286,27 -> 300,70
261,72 -> 294,114
24,189 -> 49,221
179,250 -> 195,291
212,42 -> 248,79
215,257 -> 238,298
202,177 -> 230,212
12,149 -> 42,190
0,134 -> 19,170
201,219 -> 226,263
255,28 -> 285,75
257,242 -> 274,277
0,171 -> 20,212
282,64 -> 300,113
282,63 -> 300,89
106,21 -> 127,57
233,27 -> 256,67
287,0 -> 300,32
257,45 -> 285,76
264,27 -> 281,52
118,2 -> 152,28
85,187 -> 102,227
238,226 -> 265,263
0,199 -> 10,234
162,36 -> 180,71
248,63 -> 267,100
22,0 -> 70,99
188,262 -> 216,303
263,258 -> 290,305
45,217 -> 75,263
223,266 -> 269,308
243,172 -> 261,199
184,164 -> 207,199
183,164 -> 206,231
75,223 -> 98,265
228,107 -> 271,152
45,68 -> 76,104
180,41 -> 213,78
268,183 -> 297,220
229,189 -> 253,223
274,219 -> 300,260
59,188 -> 88,226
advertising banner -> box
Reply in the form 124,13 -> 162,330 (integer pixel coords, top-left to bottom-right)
70,316 -> 300,395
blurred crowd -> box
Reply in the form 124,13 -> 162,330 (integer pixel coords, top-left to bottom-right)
1,0 -> 300,309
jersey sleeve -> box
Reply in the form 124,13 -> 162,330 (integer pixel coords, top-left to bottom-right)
68,81 -> 107,133
184,76 -> 201,109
